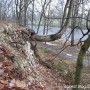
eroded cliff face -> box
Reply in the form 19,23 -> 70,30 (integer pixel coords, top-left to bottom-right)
0,21 -> 40,89
0,21 -> 64,90
0,21 -> 35,68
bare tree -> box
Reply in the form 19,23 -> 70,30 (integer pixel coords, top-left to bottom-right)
23,0 -> 32,26
1,0 -> 90,89
36,0 -> 52,34
71,0 -> 80,46
33,0 -> 74,41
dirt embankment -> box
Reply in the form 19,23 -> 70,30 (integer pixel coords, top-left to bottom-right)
0,21 -> 66,90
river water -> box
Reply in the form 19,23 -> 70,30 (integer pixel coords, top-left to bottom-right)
33,26 -> 90,66
29,25 -> 90,66
29,25 -> 88,41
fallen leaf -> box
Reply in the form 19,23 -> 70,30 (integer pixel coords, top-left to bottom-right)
0,83 -> 4,89
0,79 -> 8,85
16,80 -> 27,89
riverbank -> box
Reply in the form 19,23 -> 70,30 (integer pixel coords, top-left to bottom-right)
36,40 -> 90,85
36,39 -> 90,66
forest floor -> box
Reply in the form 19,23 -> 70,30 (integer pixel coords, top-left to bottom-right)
0,40 -> 89,90
36,39 -> 90,66
37,40 -> 90,89
0,42 -> 66,90
0,21 -> 89,90
0,22 -> 66,90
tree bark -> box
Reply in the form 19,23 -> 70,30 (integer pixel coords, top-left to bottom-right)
73,35 -> 90,90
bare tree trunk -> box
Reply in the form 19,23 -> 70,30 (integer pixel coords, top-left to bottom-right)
43,12 -> 46,35
24,0 -> 27,26
71,0 -> 79,46
61,0 -> 70,27
36,0 -> 47,34
15,0 -> 22,24
73,35 -> 90,90
46,2 -> 51,35
31,0 -> 35,30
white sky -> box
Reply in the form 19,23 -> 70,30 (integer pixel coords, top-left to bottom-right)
34,0 -> 90,16
34,0 -> 66,11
